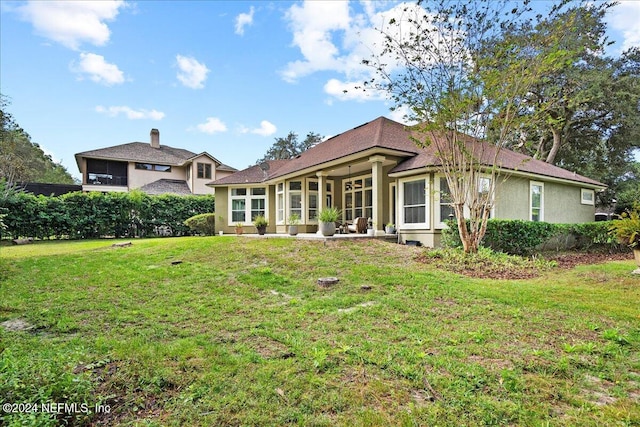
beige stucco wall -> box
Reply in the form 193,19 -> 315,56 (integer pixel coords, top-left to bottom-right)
493,176 -> 530,220
544,181 -> 595,223
214,187 -> 233,234
189,155 -> 217,195
127,163 -> 186,190
494,176 -> 595,223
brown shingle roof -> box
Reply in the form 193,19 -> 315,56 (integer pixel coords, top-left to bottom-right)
391,129 -> 605,187
210,116 -> 605,188
268,117 -> 419,179
139,179 -> 192,195
209,159 -> 290,185
76,142 -> 197,166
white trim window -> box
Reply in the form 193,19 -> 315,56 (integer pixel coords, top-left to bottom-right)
399,177 -> 429,229
307,180 -> 319,223
230,187 -> 268,225
343,174 -> 372,221
581,188 -> 595,205
435,175 -> 455,229
288,181 -> 303,220
306,179 -> 334,223
276,182 -> 285,224
476,176 -> 494,219
530,181 -> 544,222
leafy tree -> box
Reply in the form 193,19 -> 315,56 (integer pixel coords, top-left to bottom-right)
0,95 -> 76,185
256,131 -> 322,164
500,4 -> 640,205
361,0 -> 570,253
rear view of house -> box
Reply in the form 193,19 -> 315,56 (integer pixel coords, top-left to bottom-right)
208,117 -> 605,247
75,129 -> 236,195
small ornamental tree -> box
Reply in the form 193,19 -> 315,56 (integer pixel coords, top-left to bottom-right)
361,0 -> 583,253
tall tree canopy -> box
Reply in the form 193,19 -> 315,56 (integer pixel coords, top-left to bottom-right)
361,0 -> 571,252
256,131 -> 323,164
1,95 -> 76,185
501,2 -> 640,205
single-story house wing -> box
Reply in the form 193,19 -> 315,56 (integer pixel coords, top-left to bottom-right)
208,117 -> 605,246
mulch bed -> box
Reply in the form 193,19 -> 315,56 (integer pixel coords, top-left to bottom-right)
416,251 -> 634,280
544,251 -> 633,269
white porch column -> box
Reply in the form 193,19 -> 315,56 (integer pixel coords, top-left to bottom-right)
368,155 -> 386,236
316,171 -> 328,211
316,172 -> 328,235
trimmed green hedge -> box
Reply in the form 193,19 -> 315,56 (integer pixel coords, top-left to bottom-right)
0,191 -> 215,240
442,219 -> 622,255
184,213 -> 217,236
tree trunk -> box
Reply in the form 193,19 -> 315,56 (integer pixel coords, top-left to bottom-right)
454,204 -> 479,254
545,127 -> 562,164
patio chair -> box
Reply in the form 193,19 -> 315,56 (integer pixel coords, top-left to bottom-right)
347,217 -> 368,234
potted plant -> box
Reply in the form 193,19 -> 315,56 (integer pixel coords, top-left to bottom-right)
235,222 -> 244,235
385,222 -> 396,234
288,212 -> 301,236
318,207 -> 341,236
367,220 -> 375,236
253,215 -> 268,235
609,203 -> 640,272
218,215 -> 225,235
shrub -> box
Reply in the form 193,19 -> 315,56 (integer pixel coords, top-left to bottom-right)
184,213 -> 217,235
442,219 -> 622,255
609,203 -> 640,248
318,207 -> 341,223
0,192 -> 215,240
443,219 -> 558,255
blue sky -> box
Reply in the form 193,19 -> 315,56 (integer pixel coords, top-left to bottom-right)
1,1 -> 639,179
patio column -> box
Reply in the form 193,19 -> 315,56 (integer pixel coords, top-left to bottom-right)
368,155 -> 386,236
316,171 -> 328,211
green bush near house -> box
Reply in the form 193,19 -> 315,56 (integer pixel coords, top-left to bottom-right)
184,213 -> 217,236
443,219 -> 623,255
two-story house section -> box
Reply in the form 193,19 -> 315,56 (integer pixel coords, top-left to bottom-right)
75,129 -> 236,195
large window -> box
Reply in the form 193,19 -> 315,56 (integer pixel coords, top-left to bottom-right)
86,159 -> 127,186
230,187 -> 267,224
435,176 -> 455,228
197,163 -> 212,179
343,175 -> 372,221
398,177 -> 428,229
403,179 -> 427,224
289,181 -> 302,219
530,181 -> 544,222
276,182 -> 285,224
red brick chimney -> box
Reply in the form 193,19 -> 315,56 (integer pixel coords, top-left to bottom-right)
150,128 -> 160,148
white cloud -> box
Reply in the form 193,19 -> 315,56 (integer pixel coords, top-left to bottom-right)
388,105 -> 418,125
281,0 -> 436,106
235,6 -> 255,36
323,78 -> 386,102
281,1 -> 352,82
71,53 -> 125,85
607,1 -> 640,52
196,117 -> 228,134
240,120 -> 277,137
17,0 -> 125,50
96,105 -> 165,120
176,55 -> 210,89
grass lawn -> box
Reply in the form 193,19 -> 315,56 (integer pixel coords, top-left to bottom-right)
0,237 -> 638,426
